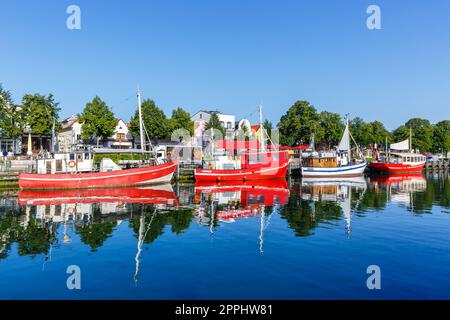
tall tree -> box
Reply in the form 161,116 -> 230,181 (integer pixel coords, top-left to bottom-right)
78,96 -> 116,147
349,117 -> 372,147
168,107 -> 193,136
205,112 -> 225,138
432,120 -> 450,154
369,121 -> 391,146
318,111 -> 344,148
277,100 -> 320,146
0,84 -> 22,140
393,118 -> 433,152
129,99 -> 170,140
19,94 -> 60,135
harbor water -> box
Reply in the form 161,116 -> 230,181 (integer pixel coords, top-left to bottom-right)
0,173 -> 449,299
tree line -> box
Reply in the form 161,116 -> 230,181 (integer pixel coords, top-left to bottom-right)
277,100 -> 450,153
0,84 -> 194,147
1,83 -> 449,154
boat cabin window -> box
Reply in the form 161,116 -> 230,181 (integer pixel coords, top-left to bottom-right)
222,163 -> 236,170
84,153 -> 90,160
69,153 -> 75,161
77,154 -> 83,162
56,159 -> 62,171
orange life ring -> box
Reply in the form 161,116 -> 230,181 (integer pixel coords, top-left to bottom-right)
68,160 -> 76,168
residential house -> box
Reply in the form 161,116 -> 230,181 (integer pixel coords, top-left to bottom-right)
103,119 -> 133,149
191,110 -> 236,147
58,115 -> 83,152
58,116 -> 133,151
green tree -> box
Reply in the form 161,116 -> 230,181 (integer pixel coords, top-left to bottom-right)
369,121 -> 391,146
78,96 -> 116,147
19,94 -> 61,135
262,119 -> 273,139
318,111 -> 344,148
277,100 -> 320,146
393,118 -> 433,152
350,117 -> 372,147
0,84 -> 22,140
432,120 -> 450,154
205,112 -> 225,138
168,107 -> 193,136
129,99 -> 170,140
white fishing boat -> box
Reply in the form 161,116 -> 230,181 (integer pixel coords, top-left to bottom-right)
301,117 -> 367,178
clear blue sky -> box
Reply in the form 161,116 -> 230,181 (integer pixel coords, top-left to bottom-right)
1,0 -> 449,130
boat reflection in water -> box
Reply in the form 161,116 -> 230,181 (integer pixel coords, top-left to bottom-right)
194,179 -> 290,253
300,176 -> 367,238
368,173 -> 427,211
16,184 -> 181,285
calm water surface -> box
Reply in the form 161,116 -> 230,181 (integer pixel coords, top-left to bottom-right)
0,173 -> 449,299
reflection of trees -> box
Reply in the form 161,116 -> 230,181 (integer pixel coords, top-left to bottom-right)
17,219 -> 56,256
129,206 -> 193,244
75,209 -> 116,252
356,185 -> 388,212
0,210 -> 55,260
279,194 -> 342,237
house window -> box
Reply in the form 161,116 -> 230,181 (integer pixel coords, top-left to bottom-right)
117,133 -> 126,140
227,122 -> 232,129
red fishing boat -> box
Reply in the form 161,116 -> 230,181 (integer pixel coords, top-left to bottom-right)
18,184 -> 179,206
18,89 -> 178,190
195,150 -> 290,182
368,137 -> 426,174
19,161 -> 177,190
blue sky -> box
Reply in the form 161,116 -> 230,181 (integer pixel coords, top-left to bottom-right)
1,0 -> 449,129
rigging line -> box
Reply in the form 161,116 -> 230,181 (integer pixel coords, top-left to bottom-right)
109,95 -> 134,111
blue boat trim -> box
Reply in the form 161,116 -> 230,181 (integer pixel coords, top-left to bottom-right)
302,162 -> 367,173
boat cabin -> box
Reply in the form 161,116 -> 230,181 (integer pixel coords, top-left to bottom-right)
206,151 -> 289,170
384,152 -> 426,164
36,152 -> 94,174
302,151 -> 338,168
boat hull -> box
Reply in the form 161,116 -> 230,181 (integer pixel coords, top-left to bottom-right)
368,161 -> 425,173
18,161 -> 177,190
195,161 -> 289,182
301,162 -> 367,178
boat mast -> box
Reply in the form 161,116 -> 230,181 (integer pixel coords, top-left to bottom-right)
259,104 -> 265,152
137,87 -> 145,157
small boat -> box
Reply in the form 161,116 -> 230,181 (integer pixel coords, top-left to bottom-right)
19,89 -> 177,190
301,117 -> 367,178
368,134 -> 426,174
195,105 -> 290,182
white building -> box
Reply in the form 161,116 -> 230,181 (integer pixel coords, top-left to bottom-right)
58,116 -> 133,151
58,116 -> 83,152
104,119 -> 133,149
191,110 -> 236,147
